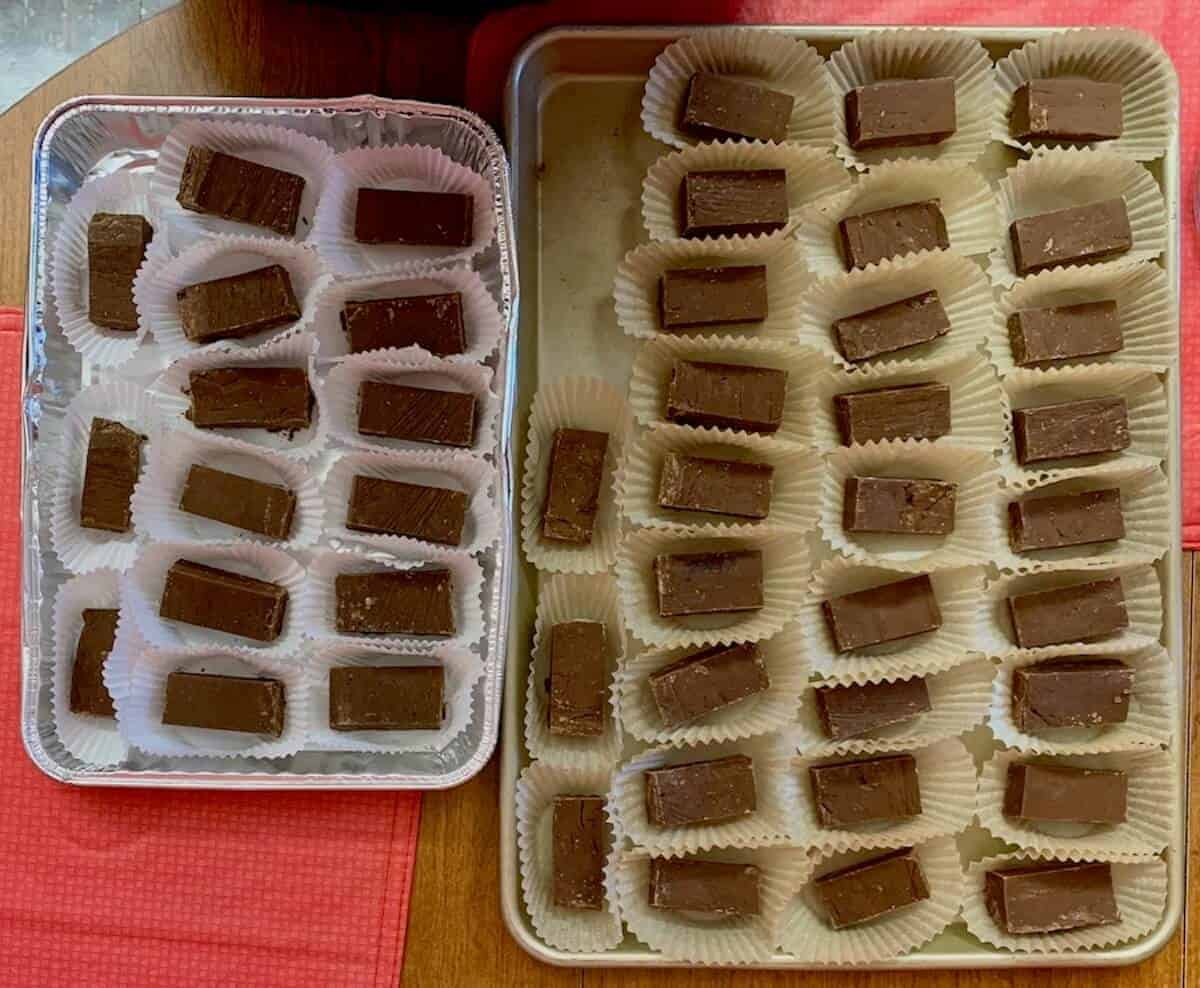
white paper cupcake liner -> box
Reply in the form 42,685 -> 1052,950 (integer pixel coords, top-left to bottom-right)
797,249 -> 994,369
990,261 -> 1176,377
520,375 -> 633,575
977,749 -> 1172,861
992,29 -> 1177,161
309,262 -> 502,362
516,763 -> 623,953
794,160 -> 998,278
989,643 -> 1173,755
642,142 -> 851,242
310,144 -> 496,272
525,573 -> 626,772
961,851 -> 1167,953
101,604 -> 145,713
819,440 -> 1002,571
614,235 -> 810,343
776,836 -> 965,963
615,423 -> 822,534
987,149 -> 1167,287
322,448 -> 498,556
322,348 -> 498,458
827,28 -> 992,170
803,559 -> 985,683
641,27 -> 835,150
50,378 -> 164,574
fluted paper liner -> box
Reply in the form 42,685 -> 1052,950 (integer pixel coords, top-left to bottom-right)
310,144 -> 496,272
323,448 -> 498,556
977,749 -> 1171,861
50,378 -> 164,574
797,249 -> 994,369
520,375 -> 632,574
614,235 -> 810,343
990,261 -> 1176,377
525,573 -> 625,772
642,142 -> 850,242
802,559 -> 985,683
827,29 -> 992,170
617,526 -> 811,650
987,149 -> 1167,288
616,846 -> 812,964
629,336 -> 820,446
794,657 -> 994,757
516,763 -> 623,953
989,643 -> 1173,755
101,606 -> 145,713
616,423 -> 822,533
992,29 -> 1177,161
641,27 -> 835,150
618,622 -> 809,747
777,836 -> 965,963
794,160 -> 998,278
962,851 -> 1167,953
304,641 -> 483,754
819,440 -> 1002,571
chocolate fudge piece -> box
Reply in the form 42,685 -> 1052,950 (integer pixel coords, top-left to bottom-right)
834,383 -> 951,445
69,608 -> 119,717
540,428 -> 609,544
354,188 -> 474,247
79,417 -> 144,533
816,847 -> 931,929
161,670 -> 286,737
1012,658 -> 1133,733
356,380 -> 476,448
680,170 -> 789,238
1013,397 -> 1130,465
659,265 -> 769,332
159,559 -> 289,643
1008,488 -> 1125,553
1008,578 -> 1128,649
1003,762 -> 1128,824
649,857 -> 761,917
843,477 -> 957,536
1011,79 -> 1124,144
179,464 -> 296,540
846,78 -> 957,150
815,676 -> 932,741
654,549 -> 764,618
809,753 -> 922,828
649,642 -> 770,728
657,452 -> 774,521
346,475 -> 468,547
838,201 -> 950,270
666,359 -> 787,434
334,570 -> 455,636
644,754 -> 757,828
1009,199 -> 1132,276
177,147 -> 305,236
1008,300 -> 1123,367
985,861 -> 1119,935
341,293 -> 466,356
328,665 -> 444,731
177,265 -> 300,345
87,212 -> 153,331
187,367 -> 313,432
834,290 -> 952,362
547,620 -> 608,738
822,574 -> 942,653
681,72 -> 794,143
552,796 -> 608,910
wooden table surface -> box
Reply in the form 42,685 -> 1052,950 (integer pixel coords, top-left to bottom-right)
1,2 -> 1192,985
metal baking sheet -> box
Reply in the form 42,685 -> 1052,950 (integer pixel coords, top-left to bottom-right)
499,25 -> 1184,968
21,95 -> 518,789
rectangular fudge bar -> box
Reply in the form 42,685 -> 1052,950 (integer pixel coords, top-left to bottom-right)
834,383 -> 951,445
334,569 -> 455,636
846,78 -> 957,150
843,476 -> 957,535
540,428 -> 609,544
833,290 -> 952,362
1007,300 -> 1123,367
649,857 -> 761,917
1009,199 -> 1132,276
341,292 -> 467,356
659,265 -> 769,331
177,146 -> 305,236
79,417 -> 144,533
177,265 -> 301,344
648,642 -> 770,728
179,464 -> 296,540
159,559 -> 289,643
681,73 -> 794,143
654,549 -> 764,617
1012,397 -> 1130,465
658,451 -> 774,520
547,620 -> 608,737
328,665 -> 445,731
644,754 -> 757,827
1007,578 -> 1128,649
809,753 -> 923,828
161,670 -> 286,737
87,212 -> 153,331
1011,79 -> 1124,143
552,795 -> 608,910
1012,658 -> 1133,733
356,380 -> 476,447
816,848 -> 930,929
838,201 -> 949,270
70,608 -> 119,717
822,574 -> 942,652
346,475 -> 468,547
666,359 -> 787,433
354,188 -> 474,247
1008,488 -> 1125,553
680,169 -> 789,238
187,367 -> 312,432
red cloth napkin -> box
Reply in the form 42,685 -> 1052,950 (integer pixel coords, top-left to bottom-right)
4,302 -> 419,985
468,2 -> 1198,545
